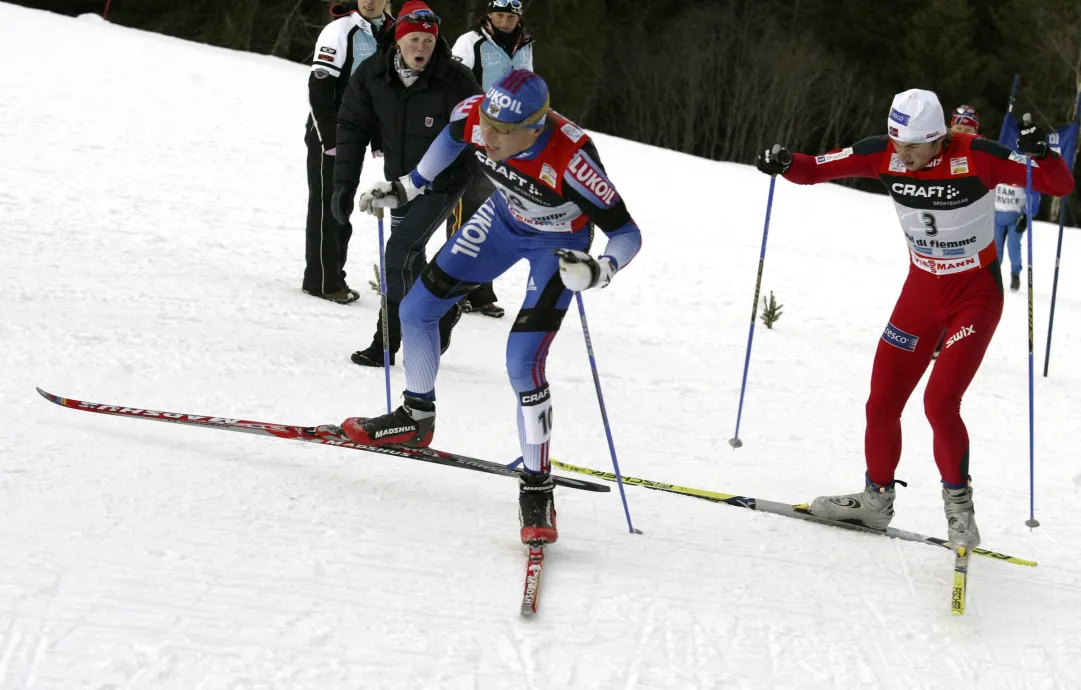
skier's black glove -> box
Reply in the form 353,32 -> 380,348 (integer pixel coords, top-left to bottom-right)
1016,113 -> 1049,159
756,145 -> 792,176
331,183 -> 357,225
1016,215 -> 1027,236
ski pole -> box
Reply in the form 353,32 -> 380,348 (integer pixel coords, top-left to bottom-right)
1023,124 -> 1038,529
1042,207 -> 1066,378
376,207 -> 392,415
730,174 -> 777,448
1043,90 -> 1080,376
575,292 -> 640,535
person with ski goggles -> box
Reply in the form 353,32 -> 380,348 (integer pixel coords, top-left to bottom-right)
444,0 -> 537,319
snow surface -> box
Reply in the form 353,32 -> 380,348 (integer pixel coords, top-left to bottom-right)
2,3 -> 1081,688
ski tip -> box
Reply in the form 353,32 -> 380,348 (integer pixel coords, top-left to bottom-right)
35,387 -> 61,404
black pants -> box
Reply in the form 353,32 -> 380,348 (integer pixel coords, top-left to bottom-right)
446,174 -> 498,306
388,191 -> 465,302
367,190 -> 465,352
303,126 -> 352,295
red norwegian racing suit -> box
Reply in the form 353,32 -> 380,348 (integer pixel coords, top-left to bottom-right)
783,133 -> 1074,486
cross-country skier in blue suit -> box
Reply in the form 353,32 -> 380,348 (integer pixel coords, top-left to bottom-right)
338,69 -> 642,545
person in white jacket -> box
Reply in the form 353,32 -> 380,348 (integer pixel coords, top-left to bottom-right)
452,0 -> 534,91
442,0 -> 537,318
303,1 -> 394,303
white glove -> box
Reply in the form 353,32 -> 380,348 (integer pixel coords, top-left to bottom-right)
358,174 -> 425,215
555,249 -> 616,292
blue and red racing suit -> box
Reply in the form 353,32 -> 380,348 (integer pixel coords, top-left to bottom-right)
399,94 -> 642,473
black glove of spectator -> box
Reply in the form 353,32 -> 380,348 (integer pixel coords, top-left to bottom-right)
1016,215 -> 1027,236
756,145 -> 793,176
1016,113 -> 1049,159
331,184 -> 357,225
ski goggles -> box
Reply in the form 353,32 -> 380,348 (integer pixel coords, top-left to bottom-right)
399,9 -> 441,25
951,105 -> 979,129
479,97 -> 549,135
488,0 -> 523,14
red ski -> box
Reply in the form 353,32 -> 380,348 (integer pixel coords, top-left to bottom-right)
520,544 -> 545,616
35,388 -> 610,493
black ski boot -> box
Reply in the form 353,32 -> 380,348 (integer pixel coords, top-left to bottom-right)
518,471 -> 558,544
340,395 -> 435,447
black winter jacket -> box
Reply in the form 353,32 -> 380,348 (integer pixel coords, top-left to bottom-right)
334,38 -> 481,193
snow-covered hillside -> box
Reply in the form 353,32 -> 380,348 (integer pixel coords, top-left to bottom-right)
2,3 -> 1080,688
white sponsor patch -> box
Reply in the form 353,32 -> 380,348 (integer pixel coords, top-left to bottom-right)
950,156 -> 969,175
1008,151 -> 1040,167
888,154 -> 907,173
815,147 -> 852,164
561,123 -> 585,142
910,250 -> 980,275
538,163 -> 557,189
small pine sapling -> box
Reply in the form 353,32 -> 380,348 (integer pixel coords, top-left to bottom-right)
760,290 -> 783,329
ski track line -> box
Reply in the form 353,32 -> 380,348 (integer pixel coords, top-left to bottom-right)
621,598 -> 656,690
890,534 -> 921,606
3,567 -> 66,690
0,619 -> 24,689
507,617 -> 539,690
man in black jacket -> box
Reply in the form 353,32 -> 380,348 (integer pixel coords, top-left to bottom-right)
333,1 -> 481,365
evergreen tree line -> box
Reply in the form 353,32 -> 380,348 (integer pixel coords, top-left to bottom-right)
20,0 -> 1081,218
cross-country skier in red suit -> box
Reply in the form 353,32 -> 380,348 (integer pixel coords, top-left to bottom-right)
755,89 -> 1074,551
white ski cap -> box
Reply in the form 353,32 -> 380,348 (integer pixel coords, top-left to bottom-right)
887,89 -> 947,143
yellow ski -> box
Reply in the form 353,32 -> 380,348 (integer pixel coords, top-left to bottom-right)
951,548 -> 969,616
552,459 -> 1036,568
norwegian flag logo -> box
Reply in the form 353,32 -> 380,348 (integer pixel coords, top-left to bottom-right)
425,117 -> 434,127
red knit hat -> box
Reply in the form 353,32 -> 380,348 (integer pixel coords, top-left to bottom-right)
395,2 -> 440,42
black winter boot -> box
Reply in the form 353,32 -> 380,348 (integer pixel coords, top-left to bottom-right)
352,301 -> 401,367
